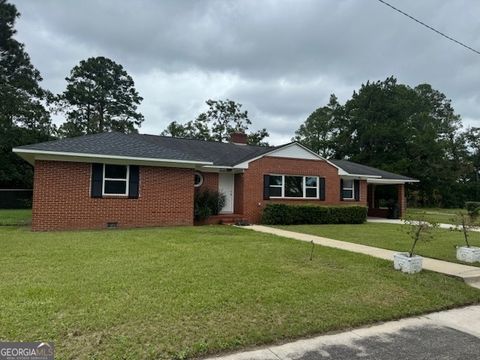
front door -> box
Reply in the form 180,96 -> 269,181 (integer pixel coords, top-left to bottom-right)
218,173 -> 234,214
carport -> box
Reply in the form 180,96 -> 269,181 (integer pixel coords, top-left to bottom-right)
331,160 -> 419,219
367,181 -> 407,219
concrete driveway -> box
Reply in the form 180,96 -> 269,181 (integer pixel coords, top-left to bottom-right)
204,305 -> 480,360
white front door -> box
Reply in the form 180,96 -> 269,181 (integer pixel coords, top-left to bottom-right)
218,173 -> 234,214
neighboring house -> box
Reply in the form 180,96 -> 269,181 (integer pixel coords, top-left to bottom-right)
13,132 -> 417,231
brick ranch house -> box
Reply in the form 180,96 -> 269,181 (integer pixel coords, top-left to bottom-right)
13,132 -> 417,231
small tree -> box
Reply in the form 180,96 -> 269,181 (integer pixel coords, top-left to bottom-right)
403,213 -> 438,257
452,210 -> 478,248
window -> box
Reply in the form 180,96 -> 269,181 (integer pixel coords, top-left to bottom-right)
305,176 -> 318,198
194,172 -> 203,187
269,175 -> 319,199
342,179 -> 355,200
269,175 -> 283,197
103,164 -> 129,196
285,176 -> 303,197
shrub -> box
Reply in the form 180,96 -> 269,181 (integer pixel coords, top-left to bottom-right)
261,204 -> 367,225
194,189 -> 226,220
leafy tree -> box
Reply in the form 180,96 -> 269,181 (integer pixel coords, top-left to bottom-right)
341,78 -> 466,206
56,56 -> 144,137
0,0 -> 54,188
205,99 -> 250,142
293,94 -> 343,157
298,77 -> 470,207
161,99 -> 269,145
246,128 -> 270,146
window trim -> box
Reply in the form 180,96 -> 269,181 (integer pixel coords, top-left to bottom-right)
342,178 -> 355,200
269,174 -> 320,199
102,164 -> 129,196
269,175 -> 284,197
304,176 -> 319,198
194,172 -> 204,187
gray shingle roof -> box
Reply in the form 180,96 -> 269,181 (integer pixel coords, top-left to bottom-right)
15,132 -> 416,180
16,132 -> 276,166
136,134 -> 276,166
330,159 -> 417,181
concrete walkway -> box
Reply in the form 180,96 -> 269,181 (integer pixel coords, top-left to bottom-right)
243,225 -> 480,288
368,217 -> 480,232
204,305 -> 480,360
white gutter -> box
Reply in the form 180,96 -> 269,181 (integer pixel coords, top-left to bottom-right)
13,148 -> 213,166
340,173 -> 382,179
367,178 -> 419,184
202,165 -> 234,169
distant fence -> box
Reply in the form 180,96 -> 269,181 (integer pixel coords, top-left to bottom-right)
0,189 -> 33,209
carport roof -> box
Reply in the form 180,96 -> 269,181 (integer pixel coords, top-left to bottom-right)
331,159 -> 418,182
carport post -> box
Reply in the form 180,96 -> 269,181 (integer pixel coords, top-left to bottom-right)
397,184 -> 406,218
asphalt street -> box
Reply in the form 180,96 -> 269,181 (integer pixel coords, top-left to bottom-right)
204,305 -> 480,360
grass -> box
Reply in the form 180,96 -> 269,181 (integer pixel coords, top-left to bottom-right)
405,207 -> 464,224
0,209 -> 32,226
274,223 -> 480,266
0,226 -> 479,359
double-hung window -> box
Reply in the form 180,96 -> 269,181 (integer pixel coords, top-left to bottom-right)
269,175 -> 319,199
342,179 -> 355,200
103,164 -> 129,196
305,176 -> 318,198
269,175 -> 283,197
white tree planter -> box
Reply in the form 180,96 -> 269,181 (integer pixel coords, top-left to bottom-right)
393,252 -> 423,274
456,246 -> 480,263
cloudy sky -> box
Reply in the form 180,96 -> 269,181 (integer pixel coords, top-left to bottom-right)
13,0 -> 480,145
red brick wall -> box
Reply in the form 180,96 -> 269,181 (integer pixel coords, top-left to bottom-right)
234,173 -> 244,214
241,156 -> 367,223
32,161 -> 195,231
196,171 -> 218,193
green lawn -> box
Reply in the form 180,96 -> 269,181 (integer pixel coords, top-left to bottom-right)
405,207 -> 463,224
275,223 -> 480,266
0,209 -> 32,226
0,226 -> 479,359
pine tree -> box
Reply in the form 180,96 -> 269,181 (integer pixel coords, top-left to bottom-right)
0,0 -> 54,188
57,56 -> 144,137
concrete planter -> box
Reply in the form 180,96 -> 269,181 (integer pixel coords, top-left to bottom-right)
393,252 -> 423,274
456,246 -> 480,263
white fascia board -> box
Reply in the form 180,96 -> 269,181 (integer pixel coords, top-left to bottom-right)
13,148 -> 213,168
201,165 -> 234,169
199,165 -> 244,174
341,174 -> 382,179
367,178 -> 419,184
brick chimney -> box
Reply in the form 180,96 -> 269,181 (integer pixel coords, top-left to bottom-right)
229,131 -> 248,145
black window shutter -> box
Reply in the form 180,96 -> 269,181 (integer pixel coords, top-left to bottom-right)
319,178 -> 325,201
354,180 -> 360,201
128,165 -> 139,198
91,163 -> 103,198
340,179 -> 344,201
263,175 -> 270,200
